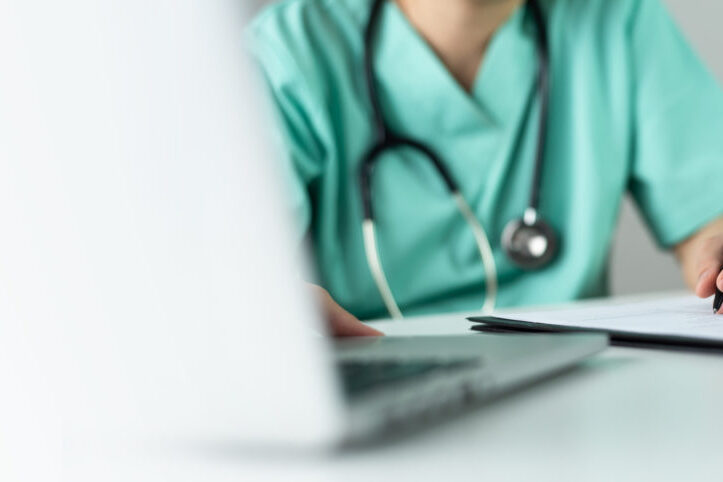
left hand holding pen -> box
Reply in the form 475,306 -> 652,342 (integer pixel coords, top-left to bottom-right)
694,233 -> 723,314
693,240 -> 723,315
676,216 -> 723,314
694,240 -> 722,293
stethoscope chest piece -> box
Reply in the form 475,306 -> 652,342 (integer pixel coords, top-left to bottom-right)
502,208 -> 558,270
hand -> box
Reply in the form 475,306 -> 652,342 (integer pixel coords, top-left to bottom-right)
693,234 -> 723,305
676,217 -> 723,314
309,284 -> 384,336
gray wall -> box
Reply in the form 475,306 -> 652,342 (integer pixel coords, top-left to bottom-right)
244,0 -> 722,296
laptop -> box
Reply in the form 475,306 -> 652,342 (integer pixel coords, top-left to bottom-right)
0,0 -> 606,450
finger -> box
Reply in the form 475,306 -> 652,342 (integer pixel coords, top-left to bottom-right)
718,270 -> 723,293
696,266 -> 719,298
695,256 -> 723,298
695,237 -> 723,297
329,307 -> 384,337
315,287 -> 383,337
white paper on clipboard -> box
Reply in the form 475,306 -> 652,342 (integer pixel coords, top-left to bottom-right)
498,295 -> 722,342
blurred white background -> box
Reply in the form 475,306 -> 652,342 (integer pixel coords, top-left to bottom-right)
244,0 -> 723,296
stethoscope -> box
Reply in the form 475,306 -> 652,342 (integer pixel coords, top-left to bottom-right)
359,0 -> 558,319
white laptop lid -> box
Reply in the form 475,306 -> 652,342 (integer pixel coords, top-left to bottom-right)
0,0 -> 346,460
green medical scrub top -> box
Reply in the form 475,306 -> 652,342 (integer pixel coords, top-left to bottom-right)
246,0 -> 723,320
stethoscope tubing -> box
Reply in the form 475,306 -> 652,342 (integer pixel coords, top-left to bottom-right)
358,0 -> 553,318
360,136 -> 457,221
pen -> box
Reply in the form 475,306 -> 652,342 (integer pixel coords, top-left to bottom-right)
715,268 -> 723,314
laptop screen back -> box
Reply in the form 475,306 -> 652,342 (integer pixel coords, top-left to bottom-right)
0,0 -> 345,449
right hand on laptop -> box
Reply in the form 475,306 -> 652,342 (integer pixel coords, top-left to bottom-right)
310,284 -> 384,337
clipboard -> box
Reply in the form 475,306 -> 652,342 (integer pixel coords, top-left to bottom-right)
468,315 -> 723,354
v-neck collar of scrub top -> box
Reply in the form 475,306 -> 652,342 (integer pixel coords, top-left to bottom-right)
372,2 -> 539,137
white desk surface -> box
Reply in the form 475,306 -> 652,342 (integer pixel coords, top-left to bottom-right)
60,294 -> 723,481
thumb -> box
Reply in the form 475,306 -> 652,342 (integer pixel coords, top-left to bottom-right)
312,285 -> 384,337
327,304 -> 384,337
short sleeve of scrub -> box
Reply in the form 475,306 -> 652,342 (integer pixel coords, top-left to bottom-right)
629,0 -> 723,247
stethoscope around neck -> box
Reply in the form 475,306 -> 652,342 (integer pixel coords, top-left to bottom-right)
359,0 -> 559,319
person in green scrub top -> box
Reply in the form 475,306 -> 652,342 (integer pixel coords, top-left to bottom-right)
246,0 -> 723,336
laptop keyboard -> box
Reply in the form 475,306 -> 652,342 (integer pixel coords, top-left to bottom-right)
338,359 -> 479,398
